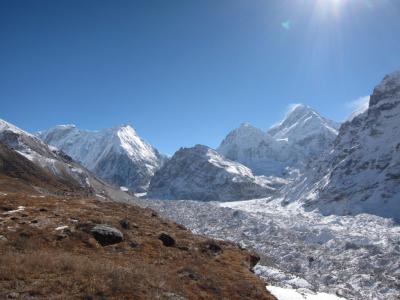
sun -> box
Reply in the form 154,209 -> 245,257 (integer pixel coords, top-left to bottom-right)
315,0 -> 347,18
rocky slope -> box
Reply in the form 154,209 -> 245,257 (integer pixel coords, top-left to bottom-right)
147,145 -> 285,201
0,142 -> 86,195
38,124 -> 166,192
0,147 -> 275,300
0,119 -> 93,191
0,119 -> 136,202
218,105 -> 339,177
296,71 -> 400,219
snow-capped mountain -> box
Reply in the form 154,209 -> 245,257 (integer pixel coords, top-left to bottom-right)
268,104 -> 339,157
299,71 -> 400,219
147,144 -> 285,201
38,124 -> 166,192
218,105 -> 340,177
218,123 -> 295,176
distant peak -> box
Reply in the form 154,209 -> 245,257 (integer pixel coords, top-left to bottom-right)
115,124 -> 138,136
240,122 -> 252,128
119,123 -> 134,128
55,124 -> 76,129
287,103 -> 314,115
193,144 -> 210,151
114,123 -> 136,131
269,104 -> 316,130
235,122 -> 265,134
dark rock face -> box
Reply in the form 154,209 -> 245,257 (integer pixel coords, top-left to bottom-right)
93,150 -> 154,193
158,232 -> 176,247
91,225 -> 124,246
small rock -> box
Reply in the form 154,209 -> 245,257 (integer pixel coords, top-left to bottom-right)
158,232 -> 175,247
163,292 -> 187,300
19,232 -> 30,241
119,219 -> 130,229
56,234 -> 67,241
131,222 -> 139,228
128,241 -> 139,248
178,268 -> 201,281
0,235 -> 7,242
202,240 -> 222,255
91,224 -> 124,246
7,292 -> 19,299
56,228 -> 72,241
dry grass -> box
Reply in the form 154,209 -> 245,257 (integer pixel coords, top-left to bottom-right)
0,189 -> 275,300
0,250 -> 167,299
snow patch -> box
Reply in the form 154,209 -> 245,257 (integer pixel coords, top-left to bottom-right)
267,285 -> 347,300
55,225 -> 69,231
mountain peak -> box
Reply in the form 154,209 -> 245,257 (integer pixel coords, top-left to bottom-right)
288,103 -> 312,114
370,70 -> 400,107
268,104 -> 338,139
286,103 -> 318,120
115,123 -> 135,130
38,123 -> 165,192
239,122 -> 253,128
115,123 -> 138,137
56,124 -> 76,129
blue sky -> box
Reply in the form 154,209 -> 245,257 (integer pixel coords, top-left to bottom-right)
1,0 -> 399,155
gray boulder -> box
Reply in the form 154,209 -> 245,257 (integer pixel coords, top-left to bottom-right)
91,224 -> 123,246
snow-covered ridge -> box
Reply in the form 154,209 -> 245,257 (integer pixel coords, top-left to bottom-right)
0,119 -> 35,137
38,123 -> 166,192
0,118 -> 91,188
147,144 -> 284,201
268,104 -> 339,141
293,71 -> 400,219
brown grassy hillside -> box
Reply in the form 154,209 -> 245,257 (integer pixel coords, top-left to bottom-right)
0,187 -> 275,299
